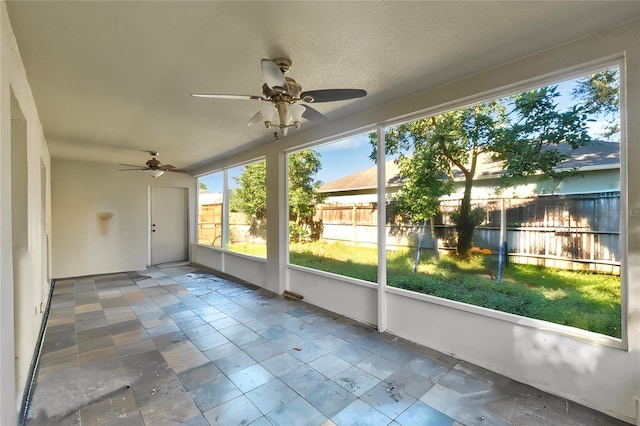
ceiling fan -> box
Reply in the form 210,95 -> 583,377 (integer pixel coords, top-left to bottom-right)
192,57 -> 367,136
118,151 -> 187,178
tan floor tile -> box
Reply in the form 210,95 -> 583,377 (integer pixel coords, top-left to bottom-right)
40,345 -> 78,368
78,345 -> 119,366
37,359 -> 79,382
123,291 -> 146,301
140,392 -> 200,425
98,289 -> 122,299
49,306 -> 75,318
75,303 -> 103,314
107,312 -> 137,325
160,341 -> 209,374
113,329 -> 150,346
47,315 -> 75,327
79,386 -> 139,424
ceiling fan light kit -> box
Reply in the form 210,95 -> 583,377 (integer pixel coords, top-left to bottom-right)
145,169 -> 165,178
192,57 -> 367,136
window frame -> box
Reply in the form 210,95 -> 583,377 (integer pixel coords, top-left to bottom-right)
195,156 -> 269,260
282,59 -> 627,348
378,58 -> 627,347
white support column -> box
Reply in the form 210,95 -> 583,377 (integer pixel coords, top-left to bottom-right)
0,78 -> 17,426
500,198 -> 507,244
376,125 -> 388,332
265,150 -> 287,295
221,169 -> 229,273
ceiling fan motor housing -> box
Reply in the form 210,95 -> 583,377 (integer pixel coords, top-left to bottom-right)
272,57 -> 292,73
146,157 -> 161,169
284,78 -> 301,98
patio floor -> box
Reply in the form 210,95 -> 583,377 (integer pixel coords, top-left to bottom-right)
25,264 -> 628,425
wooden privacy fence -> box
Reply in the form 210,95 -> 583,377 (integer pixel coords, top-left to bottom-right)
198,192 -> 621,273
197,204 -> 264,245
442,192 -> 621,260
198,203 -> 222,246
316,192 -> 621,273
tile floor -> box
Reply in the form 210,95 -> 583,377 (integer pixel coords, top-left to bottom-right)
26,264 -> 628,425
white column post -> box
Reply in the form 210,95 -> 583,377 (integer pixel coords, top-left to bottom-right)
500,198 -> 507,245
221,169 -> 229,273
377,125 -> 388,332
265,150 -> 287,295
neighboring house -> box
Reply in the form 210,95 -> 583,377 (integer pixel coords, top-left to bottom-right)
319,141 -> 620,203
198,190 -> 222,205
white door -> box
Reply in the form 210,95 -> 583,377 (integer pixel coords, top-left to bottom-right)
151,187 -> 188,265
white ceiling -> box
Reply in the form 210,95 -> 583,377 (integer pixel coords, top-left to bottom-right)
6,1 -> 640,171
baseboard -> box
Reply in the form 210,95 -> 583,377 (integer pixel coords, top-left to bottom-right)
18,279 -> 56,426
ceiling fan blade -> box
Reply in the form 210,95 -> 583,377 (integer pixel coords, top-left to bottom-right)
118,168 -> 147,171
191,94 -> 262,100
247,111 -> 263,126
261,59 -> 289,93
302,105 -> 330,125
159,165 -> 176,171
300,89 -> 367,103
166,168 -> 190,174
120,163 -> 145,168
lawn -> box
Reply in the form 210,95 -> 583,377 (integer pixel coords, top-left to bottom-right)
289,241 -> 621,338
227,242 -> 267,258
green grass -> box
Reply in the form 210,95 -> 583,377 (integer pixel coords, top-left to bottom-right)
227,243 -> 267,258
289,242 -> 379,282
289,241 -> 621,338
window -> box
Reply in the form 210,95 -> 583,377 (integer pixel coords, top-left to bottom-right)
197,172 -> 223,247
228,159 -> 267,258
382,65 -> 622,338
287,134 -> 378,283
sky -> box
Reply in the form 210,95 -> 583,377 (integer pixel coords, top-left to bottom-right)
198,132 -> 376,191
313,134 -> 376,184
200,67 -> 618,192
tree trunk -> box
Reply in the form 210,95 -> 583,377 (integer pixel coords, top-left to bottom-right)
430,217 -> 439,260
456,179 -> 475,260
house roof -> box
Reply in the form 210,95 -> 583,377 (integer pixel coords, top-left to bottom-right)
319,141 -> 620,194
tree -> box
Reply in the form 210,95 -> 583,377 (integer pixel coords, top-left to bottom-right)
572,69 -> 619,140
230,150 -> 326,242
199,182 -> 208,191
230,161 -> 267,237
288,150 -> 327,242
373,86 -> 592,260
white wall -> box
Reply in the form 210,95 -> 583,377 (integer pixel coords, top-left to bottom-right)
192,244 -> 223,271
0,2 -> 52,423
194,18 -> 640,423
289,267 -> 378,326
52,158 -> 196,278
447,168 -> 621,200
